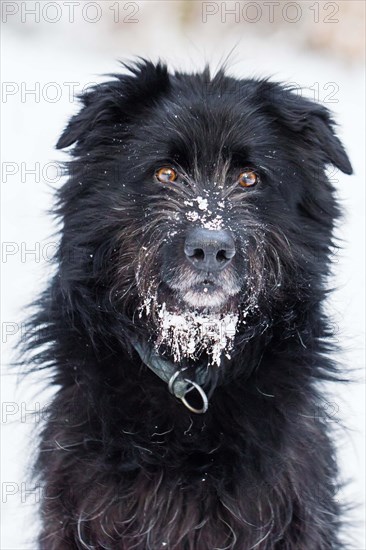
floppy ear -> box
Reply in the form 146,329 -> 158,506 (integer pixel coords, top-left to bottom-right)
56,59 -> 170,151
310,109 -> 353,175
262,84 -> 353,175
56,84 -> 118,149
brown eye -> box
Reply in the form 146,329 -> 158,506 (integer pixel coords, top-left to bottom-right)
238,170 -> 258,188
155,167 -> 177,183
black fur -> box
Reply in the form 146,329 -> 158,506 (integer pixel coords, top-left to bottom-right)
25,60 -> 353,549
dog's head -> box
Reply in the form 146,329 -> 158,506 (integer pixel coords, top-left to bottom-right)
56,60 -> 352,369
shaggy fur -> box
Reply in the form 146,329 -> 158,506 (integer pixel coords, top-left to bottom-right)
25,60 -> 353,549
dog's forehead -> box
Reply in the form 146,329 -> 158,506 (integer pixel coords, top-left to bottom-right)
142,83 -> 276,170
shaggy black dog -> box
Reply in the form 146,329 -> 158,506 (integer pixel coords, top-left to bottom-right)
26,60 -> 353,549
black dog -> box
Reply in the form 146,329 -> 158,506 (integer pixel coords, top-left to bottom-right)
26,60 -> 353,549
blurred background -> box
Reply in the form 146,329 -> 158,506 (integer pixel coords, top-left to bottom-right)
1,1 -> 365,548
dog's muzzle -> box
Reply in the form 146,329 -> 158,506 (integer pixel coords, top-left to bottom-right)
184,228 -> 236,273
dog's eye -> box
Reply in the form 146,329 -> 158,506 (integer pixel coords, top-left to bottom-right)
238,170 -> 258,188
155,167 -> 178,183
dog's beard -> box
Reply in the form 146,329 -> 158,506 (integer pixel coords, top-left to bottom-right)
137,276 -> 260,366
156,304 -> 239,366
139,296 -> 239,366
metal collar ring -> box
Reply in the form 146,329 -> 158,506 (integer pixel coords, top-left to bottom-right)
181,379 -> 209,414
169,369 -> 209,414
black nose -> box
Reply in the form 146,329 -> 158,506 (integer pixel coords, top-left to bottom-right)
184,228 -> 236,272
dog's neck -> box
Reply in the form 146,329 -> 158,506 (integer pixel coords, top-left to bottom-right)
131,337 -> 216,414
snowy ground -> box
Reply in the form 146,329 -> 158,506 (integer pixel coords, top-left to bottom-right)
1,9 -> 365,549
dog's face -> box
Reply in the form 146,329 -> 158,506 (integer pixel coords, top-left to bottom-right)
56,61 -> 352,365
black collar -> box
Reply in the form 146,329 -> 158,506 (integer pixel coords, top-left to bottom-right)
131,338 -> 211,414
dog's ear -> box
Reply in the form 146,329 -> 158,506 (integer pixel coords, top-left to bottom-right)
56,84 -> 116,149
261,84 -> 353,175
56,59 -> 170,150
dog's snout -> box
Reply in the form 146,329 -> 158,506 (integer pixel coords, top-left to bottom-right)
184,228 -> 236,272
